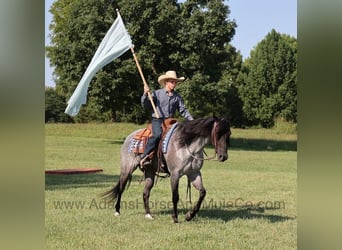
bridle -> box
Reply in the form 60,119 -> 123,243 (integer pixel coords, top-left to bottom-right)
211,120 -> 219,153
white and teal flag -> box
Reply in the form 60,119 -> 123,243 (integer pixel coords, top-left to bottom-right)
65,14 -> 133,116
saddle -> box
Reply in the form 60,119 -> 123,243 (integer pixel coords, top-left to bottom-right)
132,118 -> 177,174
132,118 -> 177,154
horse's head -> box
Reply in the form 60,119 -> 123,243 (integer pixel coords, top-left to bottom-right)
211,117 -> 231,162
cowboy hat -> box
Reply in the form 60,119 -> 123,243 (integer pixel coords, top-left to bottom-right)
158,70 -> 185,85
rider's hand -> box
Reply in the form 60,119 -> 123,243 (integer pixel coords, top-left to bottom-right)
144,85 -> 150,94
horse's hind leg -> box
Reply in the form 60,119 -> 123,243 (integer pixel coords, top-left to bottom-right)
143,168 -> 155,219
113,154 -> 140,215
114,171 -> 131,216
185,173 -> 206,221
103,165 -> 135,216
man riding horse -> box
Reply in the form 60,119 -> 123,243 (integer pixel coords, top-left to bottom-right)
139,70 -> 194,167
103,73 -> 231,222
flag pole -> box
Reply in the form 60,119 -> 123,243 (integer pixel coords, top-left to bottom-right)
116,9 -> 160,118
130,47 -> 160,118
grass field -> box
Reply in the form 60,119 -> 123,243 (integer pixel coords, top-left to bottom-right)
45,122 -> 297,249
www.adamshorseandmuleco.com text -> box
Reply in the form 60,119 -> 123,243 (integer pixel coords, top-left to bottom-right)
52,197 -> 286,211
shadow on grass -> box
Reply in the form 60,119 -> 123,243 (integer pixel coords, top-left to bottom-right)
45,173 -> 143,191
197,208 -> 295,223
229,137 -> 297,151
155,206 -> 295,223
105,140 -> 125,145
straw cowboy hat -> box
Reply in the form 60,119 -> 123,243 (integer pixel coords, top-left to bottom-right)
158,70 -> 185,85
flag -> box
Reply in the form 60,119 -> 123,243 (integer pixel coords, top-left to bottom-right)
65,14 -> 133,116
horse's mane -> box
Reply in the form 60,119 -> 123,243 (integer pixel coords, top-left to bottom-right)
177,117 -> 230,146
177,117 -> 217,146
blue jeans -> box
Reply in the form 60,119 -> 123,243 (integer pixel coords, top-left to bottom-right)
142,118 -> 163,157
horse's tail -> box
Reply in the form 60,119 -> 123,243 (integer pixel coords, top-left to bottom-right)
101,182 -> 120,202
101,173 -> 133,202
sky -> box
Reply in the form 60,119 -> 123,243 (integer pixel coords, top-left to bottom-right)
45,0 -> 297,87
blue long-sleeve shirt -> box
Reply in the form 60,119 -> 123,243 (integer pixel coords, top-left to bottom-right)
141,88 -> 193,120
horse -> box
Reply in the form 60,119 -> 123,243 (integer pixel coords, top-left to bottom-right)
102,116 -> 231,223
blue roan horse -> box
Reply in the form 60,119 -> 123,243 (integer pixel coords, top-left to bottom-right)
103,116 -> 231,223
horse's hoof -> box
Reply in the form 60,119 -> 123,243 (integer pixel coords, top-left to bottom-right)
145,213 -> 153,220
185,211 -> 193,221
172,215 -> 179,223
114,211 -> 120,217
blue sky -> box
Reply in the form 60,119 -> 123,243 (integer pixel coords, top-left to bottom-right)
45,0 -> 297,87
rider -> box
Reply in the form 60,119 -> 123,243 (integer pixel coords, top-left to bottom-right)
140,70 -> 194,167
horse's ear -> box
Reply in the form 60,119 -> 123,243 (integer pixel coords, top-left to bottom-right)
212,112 -> 218,120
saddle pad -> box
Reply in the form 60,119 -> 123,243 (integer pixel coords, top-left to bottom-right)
128,122 -> 178,154
128,138 -> 146,153
162,122 -> 178,153
129,128 -> 151,154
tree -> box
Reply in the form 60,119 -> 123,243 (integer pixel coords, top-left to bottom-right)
176,0 -> 240,119
46,0 -> 240,123
238,29 -> 297,127
209,44 -> 244,126
45,87 -> 73,123
47,0 -> 131,121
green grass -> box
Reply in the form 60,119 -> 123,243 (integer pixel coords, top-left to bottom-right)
45,123 -> 297,249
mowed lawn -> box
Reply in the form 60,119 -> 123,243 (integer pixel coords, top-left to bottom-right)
45,123 -> 297,249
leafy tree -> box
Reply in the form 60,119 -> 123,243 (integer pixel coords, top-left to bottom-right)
209,44 -> 244,126
238,29 -> 297,127
46,0 -> 241,123
47,0 -> 129,121
45,87 -> 73,123
176,0 -> 240,119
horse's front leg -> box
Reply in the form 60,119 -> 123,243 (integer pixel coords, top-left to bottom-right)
143,168 -> 155,219
185,173 -> 206,221
170,173 -> 180,223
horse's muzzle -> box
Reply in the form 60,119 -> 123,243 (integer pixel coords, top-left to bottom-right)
218,154 -> 228,162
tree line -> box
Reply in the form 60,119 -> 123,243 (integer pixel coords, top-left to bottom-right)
46,0 -> 296,128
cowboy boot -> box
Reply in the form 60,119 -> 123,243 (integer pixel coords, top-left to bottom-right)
140,154 -> 152,167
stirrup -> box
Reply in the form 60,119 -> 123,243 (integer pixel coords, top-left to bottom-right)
140,155 -> 152,167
